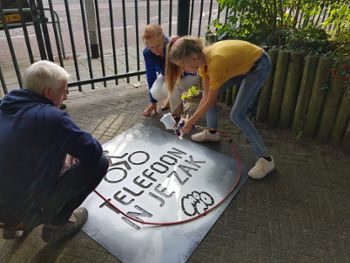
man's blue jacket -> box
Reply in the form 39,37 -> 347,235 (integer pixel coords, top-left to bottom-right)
0,89 -> 103,226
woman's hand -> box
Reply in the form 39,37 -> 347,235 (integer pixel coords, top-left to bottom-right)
143,102 -> 158,116
181,119 -> 195,134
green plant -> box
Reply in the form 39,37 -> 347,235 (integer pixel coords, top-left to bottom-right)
209,0 -> 350,59
182,85 -> 202,100
323,1 -> 350,44
182,71 -> 203,100
292,130 -> 304,140
320,83 -> 329,91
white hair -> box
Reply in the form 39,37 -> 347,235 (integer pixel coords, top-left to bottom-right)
23,60 -> 70,94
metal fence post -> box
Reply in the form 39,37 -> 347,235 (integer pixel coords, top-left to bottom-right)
86,0 -> 99,58
177,0 -> 190,36
28,0 -> 47,60
0,1 -> 23,89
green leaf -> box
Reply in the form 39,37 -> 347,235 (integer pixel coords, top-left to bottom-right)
218,31 -> 228,40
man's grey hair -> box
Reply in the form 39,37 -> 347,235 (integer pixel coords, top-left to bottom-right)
23,60 -> 70,94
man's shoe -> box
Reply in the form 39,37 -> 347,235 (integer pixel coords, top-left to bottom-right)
2,229 -> 24,239
41,207 -> 88,243
248,157 -> 275,179
191,129 -> 220,142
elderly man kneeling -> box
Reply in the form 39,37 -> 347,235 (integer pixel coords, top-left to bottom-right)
0,61 -> 109,243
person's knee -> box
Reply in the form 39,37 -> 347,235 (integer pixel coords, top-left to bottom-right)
85,155 -> 109,180
99,155 -> 109,175
230,110 -> 245,124
150,77 -> 167,101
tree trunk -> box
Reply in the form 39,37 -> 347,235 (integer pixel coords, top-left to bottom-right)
292,55 -> 319,134
257,48 -> 279,123
268,50 -> 290,126
279,52 -> 304,130
220,90 -> 226,103
317,60 -> 349,143
232,82 -> 241,105
272,0 -> 277,34
293,0 -> 301,28
303,57 -> 333,138
226,86 -> 233,106
329,63 -> 350,147
340,120 -> 350,155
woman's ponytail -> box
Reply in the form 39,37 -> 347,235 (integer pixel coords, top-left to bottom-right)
165,36 -> 182,95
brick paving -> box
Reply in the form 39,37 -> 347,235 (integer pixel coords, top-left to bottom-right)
1,61 -> 350,262
1,2 -> 350,262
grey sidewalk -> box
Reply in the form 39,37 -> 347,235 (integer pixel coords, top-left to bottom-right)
1,56 -> 350,262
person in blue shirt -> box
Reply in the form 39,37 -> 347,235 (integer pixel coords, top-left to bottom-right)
142,24 -> 198,119
0,61 -> 109,243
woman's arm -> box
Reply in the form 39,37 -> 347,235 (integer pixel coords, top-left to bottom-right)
143,50 -> 158,102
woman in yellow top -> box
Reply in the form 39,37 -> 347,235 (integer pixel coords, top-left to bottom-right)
165,36 -> 274,179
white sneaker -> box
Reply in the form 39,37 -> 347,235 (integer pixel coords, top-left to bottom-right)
248,156 -> 275,179
191,129 -> 220,142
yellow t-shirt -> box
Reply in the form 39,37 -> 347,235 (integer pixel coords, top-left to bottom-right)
199,40 -> 263,90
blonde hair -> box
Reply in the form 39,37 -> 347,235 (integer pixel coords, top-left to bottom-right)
165,35 -> 204,94
142,24 -> 165,47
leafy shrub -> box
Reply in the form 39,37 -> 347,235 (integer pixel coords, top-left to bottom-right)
208,0 -> 350,58
182,74 -> 203,100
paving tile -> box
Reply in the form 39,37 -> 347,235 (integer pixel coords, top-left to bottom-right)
1,29 -> 350,263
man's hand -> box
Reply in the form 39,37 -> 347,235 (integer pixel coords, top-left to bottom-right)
63,154 -> 79,171
143,102 -> 158,116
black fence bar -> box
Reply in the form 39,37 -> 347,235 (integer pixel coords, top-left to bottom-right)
17,1 -> 34,64
225,5 -> 229,24
68,71 -> 146,87
158,0 -> 161,25
299,10 -> 304,28
122,0 -> 130,83
0,0 -> 222,94
177,0 -> 190,36
0,2 -> 23,89
189,0 -> 194,35
321,7 -> 328,23
216,3 -> 220,32
48,0 -> 64,67
0,66 -> 8,95
147,0 -> 150,24
108,0 -> 118,85
208,0 -> 213,25
94,0 -> 107,87
169,0 -> 172,35
29,0 -> 46,60
198,0 -> 204,38
64,0 -> 82,91
79,0 -> 94,89
37,0 -> 53,61
134,0 -> 141,81
50,9 -> 65,59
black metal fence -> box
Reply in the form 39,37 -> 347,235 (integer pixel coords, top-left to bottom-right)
0,0 -> 224,96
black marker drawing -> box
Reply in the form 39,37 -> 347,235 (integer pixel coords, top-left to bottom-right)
181,191 -> 214,217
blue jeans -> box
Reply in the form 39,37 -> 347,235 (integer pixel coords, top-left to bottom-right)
206,51 -> 272,157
